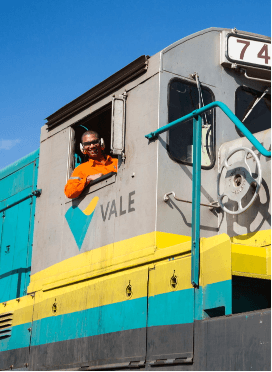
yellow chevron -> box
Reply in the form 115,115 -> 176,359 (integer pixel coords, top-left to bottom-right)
83,196 -> 99,215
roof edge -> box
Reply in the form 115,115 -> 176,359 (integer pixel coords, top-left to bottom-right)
46,55 -> 149,129
0,149 -> 39,181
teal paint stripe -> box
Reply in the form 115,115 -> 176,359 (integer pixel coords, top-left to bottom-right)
0,322 -> 31,352
194,280 -> 232,320
1,280 -> 232,352
31,296 -> 147,347
148,289 -> 194,327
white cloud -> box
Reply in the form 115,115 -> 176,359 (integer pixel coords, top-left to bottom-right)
0,139 -> 21,150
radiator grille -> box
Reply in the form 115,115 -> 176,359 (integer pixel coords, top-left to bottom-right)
0,312 -> 13,340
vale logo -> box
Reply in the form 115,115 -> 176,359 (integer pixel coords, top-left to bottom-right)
65,196 -> 99,250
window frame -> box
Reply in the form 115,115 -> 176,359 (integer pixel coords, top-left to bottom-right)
65,103 -> 119,200
72,103 -> 113,169
166,77 -> 216,170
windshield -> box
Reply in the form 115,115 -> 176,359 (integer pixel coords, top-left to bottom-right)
235,86 -> 271,136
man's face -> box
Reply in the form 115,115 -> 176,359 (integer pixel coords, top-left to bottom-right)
82,134 -> 102,159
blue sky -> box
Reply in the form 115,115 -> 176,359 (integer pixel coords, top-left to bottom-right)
0,0 -> 270,169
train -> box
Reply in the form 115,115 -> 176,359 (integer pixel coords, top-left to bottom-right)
0,27 -> 271,370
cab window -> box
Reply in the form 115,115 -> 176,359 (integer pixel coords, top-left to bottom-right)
73,104 -> 117,169
167,79 -> 215,169
235,86 -> 271,137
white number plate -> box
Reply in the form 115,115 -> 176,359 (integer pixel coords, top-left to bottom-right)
228,36 -> 271,67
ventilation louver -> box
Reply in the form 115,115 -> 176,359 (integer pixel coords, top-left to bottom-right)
0,312 -> 13,340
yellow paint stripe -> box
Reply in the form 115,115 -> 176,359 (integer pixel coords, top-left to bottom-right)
231,229 -> 271,247
148,255 -> 192,297
200,234 -> 232,286
41,241 -> 191,292
232,271 -> 271,280
231,243 -> 270,278
31,234 -> 233,321
155,232 -> 191,249
32,266 -> 149,322
266,245 -> 271,276
28,232 -> 191,293
82,196 -> 99,215
0,295 -> 34,327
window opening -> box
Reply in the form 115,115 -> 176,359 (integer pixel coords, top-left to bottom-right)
167,79 -> 215,169
235,86 -> 271,137
232,276 -> 271,314
73,104 -> 117,169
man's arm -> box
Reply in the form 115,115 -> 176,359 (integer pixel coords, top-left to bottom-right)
86,173 -> 103,183
64,170 -> 103,199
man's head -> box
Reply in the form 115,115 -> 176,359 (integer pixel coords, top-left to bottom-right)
81,131 -> 102,159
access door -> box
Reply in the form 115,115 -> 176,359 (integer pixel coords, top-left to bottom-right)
147,255 -> 194,366
0,151 -> 39,302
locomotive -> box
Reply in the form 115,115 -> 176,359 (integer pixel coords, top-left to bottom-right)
0,27 -> 271,370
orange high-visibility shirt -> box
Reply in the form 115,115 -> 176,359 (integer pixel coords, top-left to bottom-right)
64,155 -> 118,199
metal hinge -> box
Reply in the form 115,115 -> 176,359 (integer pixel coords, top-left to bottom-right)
84,360 -> 145,370
149,357 -> 193,366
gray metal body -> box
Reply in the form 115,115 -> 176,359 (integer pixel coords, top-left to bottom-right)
32,27 -> 271,276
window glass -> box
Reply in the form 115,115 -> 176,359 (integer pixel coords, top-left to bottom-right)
235,86 -> 271,136
167,79 -> 215,168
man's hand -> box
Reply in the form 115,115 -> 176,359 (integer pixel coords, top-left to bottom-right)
86,173 -> 103,183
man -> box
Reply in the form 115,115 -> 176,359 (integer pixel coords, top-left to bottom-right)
64,131 -> 118,199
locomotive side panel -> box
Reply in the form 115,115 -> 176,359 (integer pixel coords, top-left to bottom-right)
156,29 -> 223,238
31,59 -> 160,275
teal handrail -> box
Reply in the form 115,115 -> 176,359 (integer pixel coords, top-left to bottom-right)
145,101 -> 271,288
145,101 -> 271,157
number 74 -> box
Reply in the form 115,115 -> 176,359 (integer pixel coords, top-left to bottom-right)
237,39 -> 270,64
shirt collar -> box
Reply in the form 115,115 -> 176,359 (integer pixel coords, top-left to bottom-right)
88,155 -> 112,166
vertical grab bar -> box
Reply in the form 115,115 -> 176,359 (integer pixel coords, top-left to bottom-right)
191,116 -> 202,287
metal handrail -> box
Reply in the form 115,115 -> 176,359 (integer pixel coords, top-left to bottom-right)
145,101 -> 271,157
163,191 -> 220,209
145,101 -> 271,288
0,189 -> 42,214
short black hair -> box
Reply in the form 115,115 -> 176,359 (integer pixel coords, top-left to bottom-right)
81,130 -> 100,142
